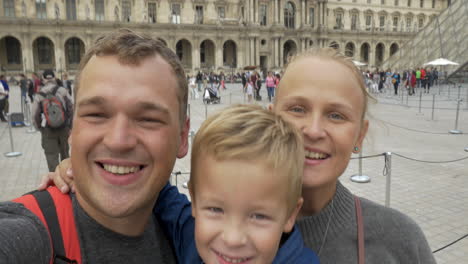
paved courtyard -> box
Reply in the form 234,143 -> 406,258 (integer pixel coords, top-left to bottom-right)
1,82 -> 467,263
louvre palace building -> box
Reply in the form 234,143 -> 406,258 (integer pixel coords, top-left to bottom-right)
0,0 -> 449,76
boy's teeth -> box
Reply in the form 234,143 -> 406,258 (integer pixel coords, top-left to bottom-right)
305,150 -> 328,159
102,164 -> 139,174
220,254 -> 248,264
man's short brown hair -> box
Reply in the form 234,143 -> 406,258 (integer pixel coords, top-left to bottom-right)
75,28 -> 188,124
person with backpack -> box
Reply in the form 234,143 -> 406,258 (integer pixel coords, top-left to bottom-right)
32,69 -> 73,172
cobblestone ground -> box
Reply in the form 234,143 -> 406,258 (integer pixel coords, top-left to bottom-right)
1,83 -> 467,263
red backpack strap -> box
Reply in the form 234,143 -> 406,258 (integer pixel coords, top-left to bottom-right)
13,187 -> 82,264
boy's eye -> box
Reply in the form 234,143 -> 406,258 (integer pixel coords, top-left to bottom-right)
207,207 -> 223,214
250,213 -> 269,221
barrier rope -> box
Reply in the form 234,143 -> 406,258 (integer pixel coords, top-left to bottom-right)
392,152 -> 468,163
379,120 -> 459,135
350,153 -> 386,160
433,234 -> 468,253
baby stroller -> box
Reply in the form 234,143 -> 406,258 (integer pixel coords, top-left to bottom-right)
203,87 -> 221,104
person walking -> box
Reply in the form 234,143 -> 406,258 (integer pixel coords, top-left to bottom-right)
265,71 -> 276,102
0,75 -> 9,121
32,70 -> 74,172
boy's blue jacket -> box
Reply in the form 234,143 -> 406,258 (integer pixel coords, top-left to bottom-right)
154,183 -> 319,264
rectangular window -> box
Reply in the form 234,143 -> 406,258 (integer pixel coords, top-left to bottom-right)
418,17 -> 423,28
420,0 -> 424,7
406,17 -> 412,31
66,0 -> 77,20
4,0 -> 16,17
148,2 -> 156,23
171,4 -> 181,24
67,39 -> 81,64
394,0 -> 399,5
432,0 -> 435,8
259,4 -> 267,26
367,0 -> 371,3
122,0 -> 131,22
408,0 -> 411,6
351,14 -> 357,30
6,38 -> 21,64
365,15 -> 372,31
335,13 -> 342,29
37,38 -> 51,64
36,0 -> 47,19
381,0 -> 385,4
95,0 -> 105,21
309,8 -> 315,27
218,6 -> 225,19
379,15 -> 385,31
195,5 -> 203,24
393,16 -> 398,31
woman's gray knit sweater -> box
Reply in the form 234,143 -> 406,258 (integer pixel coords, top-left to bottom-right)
297,181 -> 436,264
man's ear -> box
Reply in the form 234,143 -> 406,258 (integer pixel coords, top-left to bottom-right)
283,197 -> 303,233
177,117 -> 190,158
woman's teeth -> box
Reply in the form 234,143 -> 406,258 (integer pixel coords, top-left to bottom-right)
102,164 -> 140,174
305,150 -> 328,159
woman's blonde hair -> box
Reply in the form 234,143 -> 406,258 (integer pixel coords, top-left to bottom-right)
190,104 -> 304,213
279,47 -> 374,119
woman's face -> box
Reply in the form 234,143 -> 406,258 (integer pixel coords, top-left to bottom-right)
273,57 -> 368,190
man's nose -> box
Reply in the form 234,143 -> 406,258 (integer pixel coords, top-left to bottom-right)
103,115 -> 137,152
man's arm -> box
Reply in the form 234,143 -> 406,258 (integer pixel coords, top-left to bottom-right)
0,202 -> 51,264
154,183 -> 201,264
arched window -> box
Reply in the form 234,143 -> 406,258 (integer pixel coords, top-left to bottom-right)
284,2 -> 295,29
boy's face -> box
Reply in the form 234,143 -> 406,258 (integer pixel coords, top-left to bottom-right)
190,156 -> 300,264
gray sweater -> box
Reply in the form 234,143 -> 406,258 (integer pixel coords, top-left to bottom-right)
297,181 -> 436,264
0,194 -> 176,264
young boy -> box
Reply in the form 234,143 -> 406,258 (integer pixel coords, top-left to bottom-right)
43,104 -> 319,263
155,104 -> 319,264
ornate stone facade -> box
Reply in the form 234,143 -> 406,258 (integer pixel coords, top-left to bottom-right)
0,0 -> 447,75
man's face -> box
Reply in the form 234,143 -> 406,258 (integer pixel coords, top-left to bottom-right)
70,55 -> 189,232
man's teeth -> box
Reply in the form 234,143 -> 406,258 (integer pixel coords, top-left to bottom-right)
217,252 -> 249,263
305,150 -> 328,159
102,164 -> 140,174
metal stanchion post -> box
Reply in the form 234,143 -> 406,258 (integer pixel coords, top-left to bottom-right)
385,152 -> 392,207
448,84 -> 451,99
449,99 -> 463,134
406,89 -> 409,107
431,94 -> 436,121
229,92 -> 232,105
4,114 -> 22,158
205,104 -> 208,119
350,149 -> 370,183
26,101 -> 36,134
418,90 -> 422,114
457,85 -> 461,100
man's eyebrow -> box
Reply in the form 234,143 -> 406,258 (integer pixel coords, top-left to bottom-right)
77,96 -> 106,108
136,101 -> 170,115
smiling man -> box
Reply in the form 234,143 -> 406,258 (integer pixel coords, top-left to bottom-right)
0,29 -> 189,263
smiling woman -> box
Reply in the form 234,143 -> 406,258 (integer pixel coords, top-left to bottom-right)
272,48 -> 436,263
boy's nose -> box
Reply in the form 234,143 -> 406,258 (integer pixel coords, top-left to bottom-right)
221,222 -> 247,248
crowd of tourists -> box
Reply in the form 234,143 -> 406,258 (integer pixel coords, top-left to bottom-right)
363,67 -> 441,96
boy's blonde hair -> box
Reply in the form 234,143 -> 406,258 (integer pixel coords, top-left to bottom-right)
190,104 -> 304,213
279,47 -> 374,120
